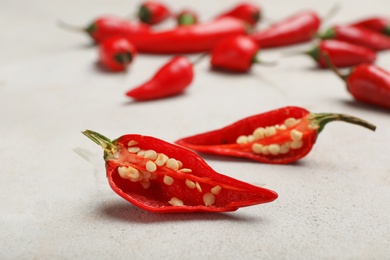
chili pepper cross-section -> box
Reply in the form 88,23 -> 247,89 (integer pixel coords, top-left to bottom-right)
175,107 -> 376,164
82,130 -> 278,213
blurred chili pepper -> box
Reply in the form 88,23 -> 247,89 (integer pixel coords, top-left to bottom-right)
351,16 -> 390,36
125,56 -> 193,100
98,37 -> 137,72
320,25 -> 390,51
58,16 -> 151,43
176,9 -> 198,26
138,1 -> 171,25
82,130 -> 278,213
128,17 -> 247,54
175,106 -> 376,164
216,3 -> 261,26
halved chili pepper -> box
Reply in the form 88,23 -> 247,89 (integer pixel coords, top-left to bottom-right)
285,40 -> 377,68
320,25 -> 390,51
216,3 -> 262,26
210,35 -> 275,73
128,17 -> 247,54
175,106 -> 376,164
82,130 -> 278,213
125,56 -> 193,101
351,17 -> 390,36
58,16 -> 151,43
98,37 -> 137,72
249,10 -> 321,48
176,9 -> 198,26
325,57 -> 390,109
138,1 -> 171,25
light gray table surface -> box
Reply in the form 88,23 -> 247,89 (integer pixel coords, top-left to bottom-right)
1,0 -> 390,259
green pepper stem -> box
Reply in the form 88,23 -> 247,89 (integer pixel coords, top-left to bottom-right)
321,51 -> 349,81
82,130 -> 117,157
309,113 -> 377,133
57,20 -> 85,33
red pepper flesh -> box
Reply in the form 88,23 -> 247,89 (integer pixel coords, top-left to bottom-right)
216,3 -> 261,26
82,130 -> 278,213
249,10 -> 321,48
125,56 -> 193,101
321,25 -> 390,51
138,1 -> 171,25
98,37 -> 137,72
351,17 -> 390,36
175,107 -> 376,164
128,17 -> 247,54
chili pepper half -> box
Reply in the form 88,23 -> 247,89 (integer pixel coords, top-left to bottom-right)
351,17 -> 390,36
98,37 -> 137,72
210,35 -> 274,73
176,9 -> 198,26
285,40 -> 376,68
320,25 -> 390,51
216,3 -> 262,26
249,10 -> 321,48
128,17 -> 247,54
175,106 -> 376,164
125,56 -> 193,101
138,1 -> 171,25
58,16 -> 151,43
82,130 -> 278,213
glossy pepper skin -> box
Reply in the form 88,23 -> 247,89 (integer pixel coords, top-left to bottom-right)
216,3 -> 261,26
82,130 -> 278,213
126,56 -> 193,100
210,35 -> 260,72
303,40 -> 377,68
138,1 -> 171,25
175,106 -> 376,164
128,17 -> 247,54
98,37 -> 137,71
321,25 -> 390,51
351,17 -> 390,36
249,10 -> 321,48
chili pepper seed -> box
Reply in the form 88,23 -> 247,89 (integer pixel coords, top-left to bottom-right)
203,193 -> 216,206
163,175 -> 174,185
185,179 -> 196,189
168,197 -> 184,206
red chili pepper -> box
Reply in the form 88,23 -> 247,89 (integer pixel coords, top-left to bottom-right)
125,56 -> 193,100
128,17 -> 247,54
98,37 -> 137,72
320,25 -> 390,51
326,59 -> 390,109
351,17 -> 390,36
210,35 -> 273,73
58,16 -> 151,43
82,130 -> 278,213
286,40 -> 377,68
175,106 -> 376,164
138,1 -> 171,25
176,9 -> 198,26
216,3 -> 261,26
249,10 -> 321,48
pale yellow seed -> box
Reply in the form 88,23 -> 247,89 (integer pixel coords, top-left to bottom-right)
144,150 -> 158,160
163,175 -> 174,185
290,140 -> 303,149
127,140 -> 138,147
195,182 -> 202,193
166,158 -> 179,170
278,124 -> 287,130
252,143 -> 263,154
137,150 -> 146,156
211,185 -> 222,195
155,153 -> 169,166
203,193 -> 216,206
180,168 -> 192,173
290,129 -> 303,141
185,179 -> 196,189
117,166 -> 140,180
146,161 -> 157,173
284,118 -> 297,127
247,135 -> 254,143
265,126 -> 277,137
280,143 -> 290,154
117,166 -> 129,179
140,180 -> 151,189
262,146 -> 270,155
253,127 -> 266,140
128,147 -> 141,153
177,160 -> 183,169
269,144 -> 281,155
168,197 -> 184,206
236,135 -> 248,144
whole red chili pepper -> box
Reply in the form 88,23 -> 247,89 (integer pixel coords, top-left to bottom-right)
138,1 -> 171,25
176,9 -> 198,26
325,58 -> 390,109
128,17 -> 247,54
58,16 -> 151,43
351,17 -> 390,36
175,106 -> 376,164
82,130 -> 278,213
98,37 -> 137,72
249,10 -> 321,48
216,3 -> 262,26
126,56 -> 193,100
320,25 -> 390,51
286,40 -> 377,68
210,35 -> 274,73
